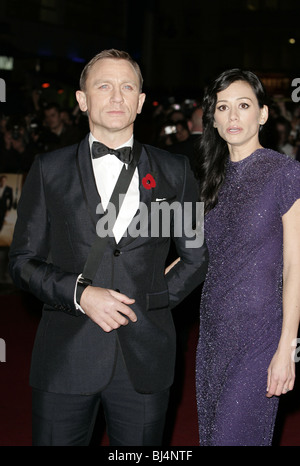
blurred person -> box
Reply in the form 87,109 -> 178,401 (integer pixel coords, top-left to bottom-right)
174,119 -> 190,143
188,106 -> 203,137
0,175 -> 13,231
42,102 -> 81,150
168,108 -> 204,174
9,49 -> 208,446
1,116 -> 35,172
275,115 -> 295,158
0,117 -> 12,163
0,175 -> 13,285
190,69 -> 300,445
273,94 -> 292,121
156,120 -> 178,148
60,108 -> 74,126
168,108 -> 186,122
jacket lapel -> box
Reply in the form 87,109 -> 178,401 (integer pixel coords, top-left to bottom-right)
118,144 -> 177,248
76,134 -> 101,229
117,145 -> 151,248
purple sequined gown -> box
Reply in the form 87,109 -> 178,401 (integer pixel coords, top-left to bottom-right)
196,149 -> 300,446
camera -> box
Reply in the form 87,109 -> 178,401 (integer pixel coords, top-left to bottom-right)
164,125 -> 177,135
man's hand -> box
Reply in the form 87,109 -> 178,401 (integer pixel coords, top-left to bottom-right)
80,286 -> 137,332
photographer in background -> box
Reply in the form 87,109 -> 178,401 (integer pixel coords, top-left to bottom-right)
1,116 -> 35,173
41,102 -> 82,151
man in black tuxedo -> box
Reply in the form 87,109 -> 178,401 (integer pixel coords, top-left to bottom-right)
9,49 -> 208,446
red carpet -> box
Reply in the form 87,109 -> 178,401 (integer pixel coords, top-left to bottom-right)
1,292 -> 300,446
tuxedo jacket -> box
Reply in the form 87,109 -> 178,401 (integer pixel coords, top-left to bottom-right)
9,134 -> 208,395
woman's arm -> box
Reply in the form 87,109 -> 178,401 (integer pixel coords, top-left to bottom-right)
266,199 -> 300,397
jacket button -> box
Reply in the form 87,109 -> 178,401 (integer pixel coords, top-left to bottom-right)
114,249 -> 121,256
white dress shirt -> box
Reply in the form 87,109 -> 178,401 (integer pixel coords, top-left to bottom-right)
89,133 -> 140,243
75,133 -> 140,311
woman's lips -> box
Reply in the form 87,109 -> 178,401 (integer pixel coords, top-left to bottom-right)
227,126 -> 242,134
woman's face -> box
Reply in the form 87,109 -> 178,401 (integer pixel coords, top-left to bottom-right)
213,80 -> 268,153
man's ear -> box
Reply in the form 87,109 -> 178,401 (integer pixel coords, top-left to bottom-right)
137,93 -> 146,115
76,90 -> 88,112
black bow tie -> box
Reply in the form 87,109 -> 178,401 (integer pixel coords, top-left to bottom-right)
92,141 -> 133,164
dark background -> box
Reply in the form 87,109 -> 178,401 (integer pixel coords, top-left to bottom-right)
1,0 -> 299,117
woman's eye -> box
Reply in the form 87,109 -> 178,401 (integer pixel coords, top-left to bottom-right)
217,105 -> 227,111
240,102 -> 249,109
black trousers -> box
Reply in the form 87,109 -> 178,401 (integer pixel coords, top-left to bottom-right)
32,350 -> 170,446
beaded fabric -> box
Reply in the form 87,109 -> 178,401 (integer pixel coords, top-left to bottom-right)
196,149 -> 300,446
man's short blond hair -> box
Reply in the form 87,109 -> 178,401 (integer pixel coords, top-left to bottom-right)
79,49 -> 143,92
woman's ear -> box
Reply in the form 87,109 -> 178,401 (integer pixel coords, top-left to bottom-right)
259,105 -> 269,125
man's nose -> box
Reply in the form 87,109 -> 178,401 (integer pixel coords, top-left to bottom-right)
110,87 -> 124,103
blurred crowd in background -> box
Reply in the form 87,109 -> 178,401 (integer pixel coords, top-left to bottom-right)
0,85 -> 300,287
1,86 -> 300,177
0,84 -> 299,261
0,83 -> 299,288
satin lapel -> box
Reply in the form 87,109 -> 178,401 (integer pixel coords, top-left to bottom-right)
118,145 -> 179,248
117,145 -> 153,248
76,134 -> 101,228
138,145 -> 155,207
118,144 -> 177,248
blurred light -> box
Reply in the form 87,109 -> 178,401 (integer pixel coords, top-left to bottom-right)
246,0 -> 259,11
0,56 -> 14,70
42,82 -> 50,88
57,89 -> 64,94
67,53 -> 85,63
289,38 -> 296,45
152,101 -> 159,106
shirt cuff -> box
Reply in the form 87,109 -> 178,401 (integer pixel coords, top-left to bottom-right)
74,274 -> 87,314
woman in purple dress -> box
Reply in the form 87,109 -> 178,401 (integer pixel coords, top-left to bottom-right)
194,69 -> 300,446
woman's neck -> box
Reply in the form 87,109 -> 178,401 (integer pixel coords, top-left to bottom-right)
229,142 -> 263,162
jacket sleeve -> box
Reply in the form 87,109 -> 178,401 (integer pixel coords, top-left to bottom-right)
8,155 -> 80,315
165,156 -> 208,309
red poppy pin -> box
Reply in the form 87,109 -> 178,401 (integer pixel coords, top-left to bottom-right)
142,173 -> 156,190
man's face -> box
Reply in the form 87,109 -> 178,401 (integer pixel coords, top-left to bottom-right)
76,58 -> 145,142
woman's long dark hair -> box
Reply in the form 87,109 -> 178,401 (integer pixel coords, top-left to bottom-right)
195,69 -> 267,213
